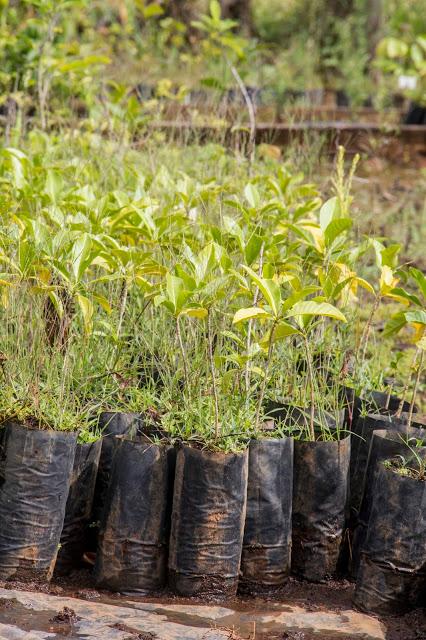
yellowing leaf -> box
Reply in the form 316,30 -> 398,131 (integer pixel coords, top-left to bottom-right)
287,300 -> 347,323
233,306 -> 271,324
380,265 -> 399,294
76,293 -> 93,335
181,307 -> 208,319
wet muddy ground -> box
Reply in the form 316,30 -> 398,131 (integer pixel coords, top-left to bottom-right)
0,570 -> 424,640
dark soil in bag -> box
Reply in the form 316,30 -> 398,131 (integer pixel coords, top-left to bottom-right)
366,390 -> 414,415
353,458 -> 426,615
55,439 -> 102,575
240,437 -> 293,593
349,413 -> 424,515
94,436 -> 175,593
168,445 -> 248,598
350,427 -> 426,579
90,412 -> 143,540
292,434 -> 350,582
0,421 -> 77,582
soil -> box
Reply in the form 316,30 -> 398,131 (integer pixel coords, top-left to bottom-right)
0,569 -> 424,640
49,606 -> 80,623
112,622 -> 158,639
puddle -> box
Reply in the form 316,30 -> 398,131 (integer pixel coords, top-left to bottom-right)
0,597 -> 79,638
0,589 -> 388,640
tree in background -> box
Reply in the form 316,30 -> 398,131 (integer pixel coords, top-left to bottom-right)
220,0 -> 253,36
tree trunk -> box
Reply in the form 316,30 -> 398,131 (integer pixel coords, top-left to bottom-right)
220,0 -> 253,36
367,0 -> 383,59
165,0 -> 194,25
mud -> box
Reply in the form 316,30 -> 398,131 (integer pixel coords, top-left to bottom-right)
111,622 -> 158,639
0,572 -> 424,639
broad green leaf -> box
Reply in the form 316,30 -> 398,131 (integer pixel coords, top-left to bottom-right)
244,234 -> 263,265
388,287 -> 422,307
287,300 -> 347,322
233,307 -> 271,324
319,196 -> 339,232
281,286 -> 319,312
409,267 -> 426,301
244,183 -> 260,209
384,312 -> 407,337
325,218 -> 352,247
71,233 -> 92,282
380,244 -> 400,268
165,273 -> 189,315
405,310 -> 426,326
271,321 -> 301,341
143,3 -> 164,18
242,265 -> 281,317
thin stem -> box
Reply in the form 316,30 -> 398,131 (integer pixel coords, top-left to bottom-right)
408,348 -> 423,428
116,279 -> 128,341
396,349 -> 418,418
359,293 -> 380,364
208,310 -> 220,439
385,383 -> 393,410
255,320 -> 277,433
303,334 -> 316,442
245,242 -> 265,397
176,315 -> 189,394
227,59 -> 256,166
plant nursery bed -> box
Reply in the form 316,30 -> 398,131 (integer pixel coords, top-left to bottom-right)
0,574 -> 424,640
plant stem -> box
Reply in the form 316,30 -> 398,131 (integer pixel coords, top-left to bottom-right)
208,310 -> 220,439
227,59 -> 256,166
116,279 -> 128,341
176,315 -> 189,394
359,293 -> 380,364
255,320 -> 277,433
303,334 -> 316,442
396,349 -> 418,418
245,243 -> 264,397
408,348 -> 423,428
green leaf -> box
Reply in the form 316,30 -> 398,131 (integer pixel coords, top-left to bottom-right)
166,273 -> 189,315
76,293 -> 93,335
354,277 -> 375,295
241,265 -> 281,318
384,312 -> 407,337
180,307 -> 208,319
319,196 -> 339,232
143,3 -> 164,18
389,287 -> 422,307
286,300 -> 347,322
71,233 -> 92,282
380,244 -> 400,268
233,307 -> 271,324
93,293 -> 112,314
47,291 -> 64,319
325,218 -> 352,247
244,183 -> 260,209
272,321 -> 301,341
210,0 -> 221,21
244,234 -> 263,265
405,310 -> 426,326
409,267 -> 426,301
